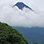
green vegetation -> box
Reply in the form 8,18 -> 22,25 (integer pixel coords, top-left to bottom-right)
0,22 -> 39,44
0,22 -> 29,44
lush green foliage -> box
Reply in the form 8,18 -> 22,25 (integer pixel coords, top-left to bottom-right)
0,22 -> 29,44
0,22 -> 39,44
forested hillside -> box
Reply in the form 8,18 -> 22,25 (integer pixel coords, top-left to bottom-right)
0,22 -> 38,44
0,22 -> 29,44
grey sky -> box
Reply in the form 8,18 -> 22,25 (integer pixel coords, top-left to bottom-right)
0,0 -> 44,9
0,0 -> 44,27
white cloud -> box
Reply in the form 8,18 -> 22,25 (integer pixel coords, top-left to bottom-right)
0,0 -> 44,27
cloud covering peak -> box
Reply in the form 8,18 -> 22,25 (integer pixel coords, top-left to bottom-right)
0,0 -> 44,27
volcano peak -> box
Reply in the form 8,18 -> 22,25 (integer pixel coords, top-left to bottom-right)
13,2 -> 33,11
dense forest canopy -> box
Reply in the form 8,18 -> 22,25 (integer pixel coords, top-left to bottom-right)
0,22 -> 29,44
0,22 -> 38,44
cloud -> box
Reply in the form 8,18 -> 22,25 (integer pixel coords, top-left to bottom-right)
0,0 -> 44,27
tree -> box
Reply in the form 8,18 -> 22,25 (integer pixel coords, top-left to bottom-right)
0,22 -> 29,44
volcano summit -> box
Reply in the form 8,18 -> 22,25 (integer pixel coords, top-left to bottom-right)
12,2 -> 33,11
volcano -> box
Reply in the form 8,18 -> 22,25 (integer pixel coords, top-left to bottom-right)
12,2 -> 33,11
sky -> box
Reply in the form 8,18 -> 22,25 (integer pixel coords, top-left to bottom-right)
0,0 -> 44,27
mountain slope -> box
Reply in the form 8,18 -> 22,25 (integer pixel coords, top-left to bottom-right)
0,22 -> 29,44
13,27 -> 44,44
